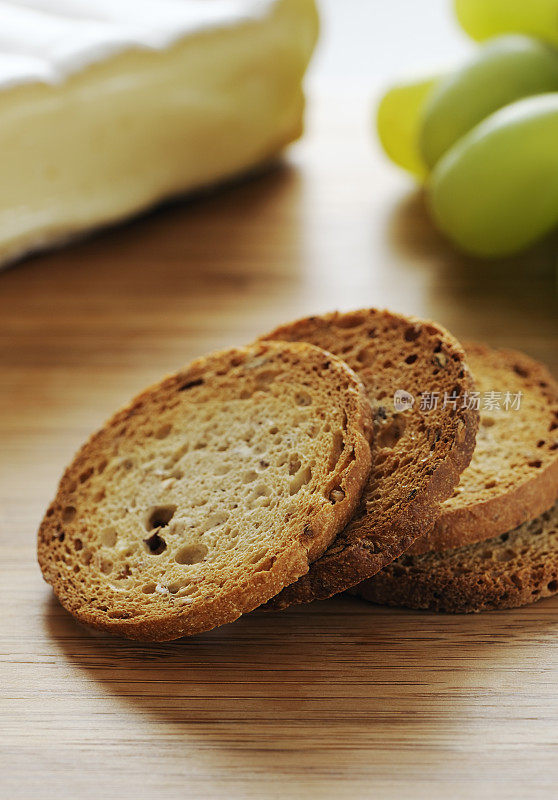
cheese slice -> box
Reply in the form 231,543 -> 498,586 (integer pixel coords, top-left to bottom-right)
0,0 -> 318,266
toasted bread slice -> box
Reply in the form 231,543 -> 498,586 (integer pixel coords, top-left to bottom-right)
352,501 -> 558,613
410,343 -> 558,555
260,309 -> 479,608
38,341 -> 372,641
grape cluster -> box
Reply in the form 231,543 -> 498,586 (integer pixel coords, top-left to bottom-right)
378,0 -> 558,257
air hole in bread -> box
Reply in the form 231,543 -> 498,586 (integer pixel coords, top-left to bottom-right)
155,423 -> 172,440
255,370 -> 277,388
356,347 -> 375,366
289,465 -> 312,495
328,430 -> 344,471
513,364 -> 528,378
201,512 -> 228,533
250,548 -> 269,564
250,483 -> 272,506
99,558 -> 113,574
178,378 -> 204,392
62,506 -> 76,522
528,460 -> 542,469
93,489 -> 106,503
329,487 -> 345,503
100,528 -> 117,547
145,505 -> 177,531
484,479 -> 497,489
377,415 -> 407,449
537,440 -> 546,448
404,325 -> 421,342
192,496 -> 208,509
79,467 -> 94,484
142,582 -> 157,594
288,455 -> 302,475
97,459 -> 108,474
295,391 -> 312,406
166,443 -> 190,467
405,354 -> 418,365
336,312 -> 365,328
383,359 -> 393,369
167,580 -> 189,594
242,470 -> 258,483
176,584 -> 196,597
143,532 -> 167,555
548,580 -> 558,592
254,556 -> 275,572
114,565 -> 132,580
74,538 -> 83,551
175,543 -> 208,565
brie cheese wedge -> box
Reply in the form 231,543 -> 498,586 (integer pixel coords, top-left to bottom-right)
0,0 -> 318,266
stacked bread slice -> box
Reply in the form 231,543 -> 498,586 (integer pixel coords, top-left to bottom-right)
38,310 -> 558,641
39,341 -> 374,641
353,343 -> 558,612
259,309 -> 479,608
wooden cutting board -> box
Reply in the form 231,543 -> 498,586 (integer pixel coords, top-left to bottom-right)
1,84 -> 557,799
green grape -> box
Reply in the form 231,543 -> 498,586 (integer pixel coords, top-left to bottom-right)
376,75 -> 438,178
428,94 -> 558,257
455,0 -> 558,46
420,35 -> 558,168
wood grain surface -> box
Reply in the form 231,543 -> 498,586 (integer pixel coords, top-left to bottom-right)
2,2 -> 558,797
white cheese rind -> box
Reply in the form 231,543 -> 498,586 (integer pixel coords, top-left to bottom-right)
0,0 -> 275,87
0,0 -> 318,266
